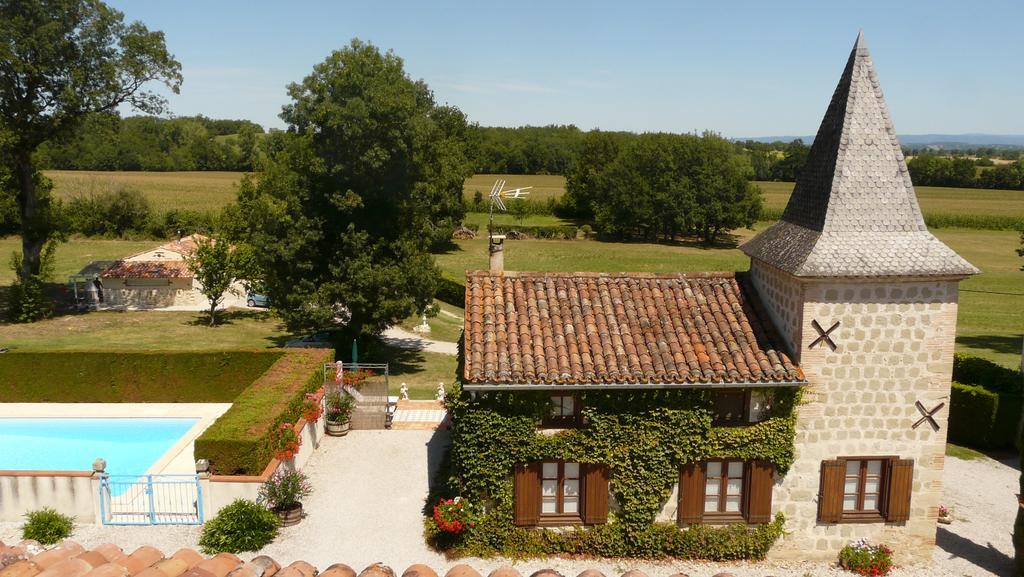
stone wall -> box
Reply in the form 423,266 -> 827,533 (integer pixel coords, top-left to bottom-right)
748,260 -> 805,360
763,275 -> 960,564
99,278 -> 200,309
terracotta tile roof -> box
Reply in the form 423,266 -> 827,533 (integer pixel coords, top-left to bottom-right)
740,32 -> 977,278
101,260 -> 192,279
0,540 -> 669,577
463,271 -> 803,387
157,234 -> 208,257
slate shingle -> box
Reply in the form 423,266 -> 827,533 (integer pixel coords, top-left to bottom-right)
741,32 -> 978,278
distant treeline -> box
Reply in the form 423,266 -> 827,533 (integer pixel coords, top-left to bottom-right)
907,155 -> 1024,190
33,116 -> 1024,193
36,113 -> 266,172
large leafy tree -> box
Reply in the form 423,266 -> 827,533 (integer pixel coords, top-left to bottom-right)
235,39 -> 471,336
0,0 -> 181,319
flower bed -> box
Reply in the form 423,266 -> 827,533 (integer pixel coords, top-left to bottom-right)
839,539 -> 894,576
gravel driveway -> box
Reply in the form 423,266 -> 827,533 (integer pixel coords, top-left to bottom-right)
1,433 -> 1018,577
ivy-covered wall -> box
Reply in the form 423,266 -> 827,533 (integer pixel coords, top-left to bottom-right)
428,384 -> 801,559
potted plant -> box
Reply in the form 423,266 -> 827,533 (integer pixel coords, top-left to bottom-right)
258,469 -> 311,527
325,390 -> 355,436
342,368 -> 374,390
938,504 -> 953,524
838,539 -> 894,575
272,423 -> 302,460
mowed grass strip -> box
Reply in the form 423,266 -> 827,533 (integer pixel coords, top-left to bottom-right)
0,351 -> 281,402
0,309 -> 294,352
45,170 -> 245,214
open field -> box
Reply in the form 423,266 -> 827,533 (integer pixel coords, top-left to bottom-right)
463,173 -> 567,202
754,180 -> 1024,225
436,225 -> 1023,369
45,170 -> 244,213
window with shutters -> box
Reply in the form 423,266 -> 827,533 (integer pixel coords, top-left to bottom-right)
703,460 -> 745,520
818,456 -> 914,524
678,459 -> 774,526
542,394 -> 580,428
540,461 -> 582,523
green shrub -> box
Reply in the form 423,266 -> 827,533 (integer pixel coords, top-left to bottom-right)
950,354 -> 1023,449
436,273 -> 466,309
21,508 -> 74,545
949,382 -> 999,448
490,224 -> 577,239
195,349 -> 333,475
199,499 -> 279,554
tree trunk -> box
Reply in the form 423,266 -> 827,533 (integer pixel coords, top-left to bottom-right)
15,153 -> 44,279
208,302 -> 218,326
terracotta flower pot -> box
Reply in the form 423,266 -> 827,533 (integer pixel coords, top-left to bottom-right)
276,503 -> 303,527
326,420 -> 350,437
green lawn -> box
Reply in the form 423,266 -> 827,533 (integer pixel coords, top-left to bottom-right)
754,181 -> 1024,223
463,173 -> 567,202
0,309 -> 293,352
399,299 -> 464,344
436,225 -> 1023,369
945,443 -> 990,461
45,170 -> 245,214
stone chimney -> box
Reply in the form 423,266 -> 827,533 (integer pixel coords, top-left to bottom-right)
488,235 -> 506,273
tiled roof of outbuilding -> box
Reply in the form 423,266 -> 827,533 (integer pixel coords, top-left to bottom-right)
0,539 -> 668,577
740,32 -> 978,278
463,271 -> 803,387
101,260 -> 192,279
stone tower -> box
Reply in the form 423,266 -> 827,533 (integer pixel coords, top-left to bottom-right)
741,32 -> 977,562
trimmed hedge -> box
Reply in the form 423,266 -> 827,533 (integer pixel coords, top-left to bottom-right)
490,224 -> 578,239
0,352 -> 282,402
194,349 -> 334,475
436,273 -> 466,309
948,354 -> 1023,449
948,382 -> 1000,448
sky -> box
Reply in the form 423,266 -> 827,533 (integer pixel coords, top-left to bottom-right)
107,0 -> 1024,137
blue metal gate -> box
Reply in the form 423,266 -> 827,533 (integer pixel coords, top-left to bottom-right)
99,474 -> 203,525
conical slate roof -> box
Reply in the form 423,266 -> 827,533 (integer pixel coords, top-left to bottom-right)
741,32 -> 978,278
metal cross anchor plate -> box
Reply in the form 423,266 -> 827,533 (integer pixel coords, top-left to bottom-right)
809,320 -> 840,351
912,400 -> 946,430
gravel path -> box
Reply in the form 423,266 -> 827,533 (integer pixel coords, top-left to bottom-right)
382,326 -> 459,355
1,433 -> 1017,577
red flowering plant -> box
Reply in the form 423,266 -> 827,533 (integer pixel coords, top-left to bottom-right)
272,423 -> 302,460
341,369 -> 375,390
432,497 -> 475,534
839,539 -> 894,576
301,392 -> 323,423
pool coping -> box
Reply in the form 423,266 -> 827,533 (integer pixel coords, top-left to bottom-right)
0,403 -> 231,476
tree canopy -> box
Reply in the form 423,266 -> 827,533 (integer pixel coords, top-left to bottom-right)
233,39 -> 472,336
565,131 -> 762,244
0,0 -> 181,320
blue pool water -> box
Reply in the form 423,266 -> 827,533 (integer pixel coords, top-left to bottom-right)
0,418 -> 198,474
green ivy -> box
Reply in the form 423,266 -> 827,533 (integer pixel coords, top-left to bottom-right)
432,384 -> 801,558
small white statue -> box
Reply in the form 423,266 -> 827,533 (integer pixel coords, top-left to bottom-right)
400,383 -> 409,400
413,312 -> 431,333
435,382 -> 446,402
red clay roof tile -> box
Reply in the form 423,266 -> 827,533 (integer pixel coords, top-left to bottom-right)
463,271 -> 802,387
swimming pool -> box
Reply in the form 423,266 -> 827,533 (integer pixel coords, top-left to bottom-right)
0,418 -> 198,475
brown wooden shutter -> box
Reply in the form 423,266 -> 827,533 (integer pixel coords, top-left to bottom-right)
885,458 -> 914,523
678,462 -> 705,526
513,463 -> 541,526
746,460 -> 775,524
817,459 -> 845,523
582,464 -> 610,525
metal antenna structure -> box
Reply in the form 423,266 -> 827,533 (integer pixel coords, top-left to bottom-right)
487,179 -> 532,241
